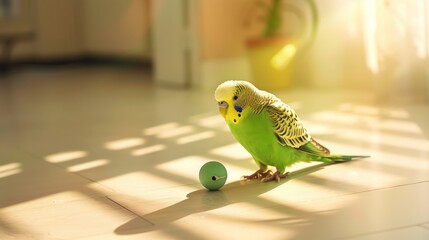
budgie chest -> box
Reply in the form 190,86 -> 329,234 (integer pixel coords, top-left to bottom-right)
227,109 -> 299,169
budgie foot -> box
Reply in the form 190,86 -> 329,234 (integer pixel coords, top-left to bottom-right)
261,171 -> 289,183
241,169 -> 273,181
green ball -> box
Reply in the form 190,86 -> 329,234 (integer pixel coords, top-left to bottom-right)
199,161 -> 227,191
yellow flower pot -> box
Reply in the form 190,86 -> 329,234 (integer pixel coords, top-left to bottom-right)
247,37 -> 296,90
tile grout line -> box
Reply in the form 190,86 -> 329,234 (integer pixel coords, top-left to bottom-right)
330,179 -> 429,199
105,195 -> 155,226
419,222 -> 429,230
336,221 -> 429,240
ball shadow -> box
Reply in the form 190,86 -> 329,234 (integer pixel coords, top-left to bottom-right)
114,162 -> 331,235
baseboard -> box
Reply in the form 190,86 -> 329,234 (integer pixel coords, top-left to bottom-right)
20,55 -> 149,64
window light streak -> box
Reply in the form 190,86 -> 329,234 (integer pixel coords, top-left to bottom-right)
143,122 -> 179,136
211,143 -> 252,160
104,138 -> 145,150
177,131 -> 215,144
156,125 -> 195,139
362,0 -> 428,71
131,144 -> 166,156
0,162 -> 21,179
45,151 -> 88,163
413,0 -> 428,59
67,159 -> 110,172
270,44 -> 296,70
362,0 -> 379,73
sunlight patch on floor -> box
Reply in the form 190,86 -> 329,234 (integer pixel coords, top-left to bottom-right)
0,162 -> 22,179
98,171 -> 195,197
131,144 -> 166,156
156,155 -> 249,184
314,164 -> 405,189
45,151 -> 88,163
316,139 -> 429,171
155,156 -> 214,184
339,103 -> 381,115
375,119 -> 421,134
338,103 -> 410,119
157,126 -> 195,139
143,122 -> 180,136
104,138 -> 145,150
340,128 -> 429,151
177,131 -> 216,145
301,120 -> 335,135
371,152 -> 429,171
67,159 -> 110,172
312,110 -> 422,134
312,110 -> 371,125
1,191 -> 89,213
210,143 -> 252,160
307,116 -> 422,136
1,191 -> 140,239
192,114 -> 228,131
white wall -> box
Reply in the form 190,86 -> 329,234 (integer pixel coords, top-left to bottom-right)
5,0 -> 151,61
151,0 -> 189,86
81,0 -> 151,59
35,0 -> 83,59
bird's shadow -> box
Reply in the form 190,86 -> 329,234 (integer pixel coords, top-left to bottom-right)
114,162 -> 332,235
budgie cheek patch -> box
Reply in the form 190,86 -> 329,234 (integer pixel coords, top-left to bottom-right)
225,106 -> 244,124
234,105 -> 243,113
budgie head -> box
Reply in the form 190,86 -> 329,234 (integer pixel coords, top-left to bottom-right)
215,80 -> 267,124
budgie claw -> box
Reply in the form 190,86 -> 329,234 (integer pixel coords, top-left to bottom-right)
241,169 -> 273,181
261,171 -> 289,183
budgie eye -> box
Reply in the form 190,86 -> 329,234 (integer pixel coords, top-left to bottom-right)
218,101 -> 228,108
233,95 -> 238,101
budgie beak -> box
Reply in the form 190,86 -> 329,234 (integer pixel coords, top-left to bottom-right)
219,108 -> 227,118
218,101 -> 228,118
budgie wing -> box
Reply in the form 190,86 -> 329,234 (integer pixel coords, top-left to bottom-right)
266,101 -> 330,156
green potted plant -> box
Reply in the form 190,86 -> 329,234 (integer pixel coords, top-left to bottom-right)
246,0 -> 318,89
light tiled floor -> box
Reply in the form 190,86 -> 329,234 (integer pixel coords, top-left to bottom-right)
1,65 -> 428,239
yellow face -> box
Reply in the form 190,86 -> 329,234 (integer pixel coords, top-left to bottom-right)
214,81 -> 247,124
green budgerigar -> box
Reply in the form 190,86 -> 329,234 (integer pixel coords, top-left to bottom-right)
215,80 -> 369,182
